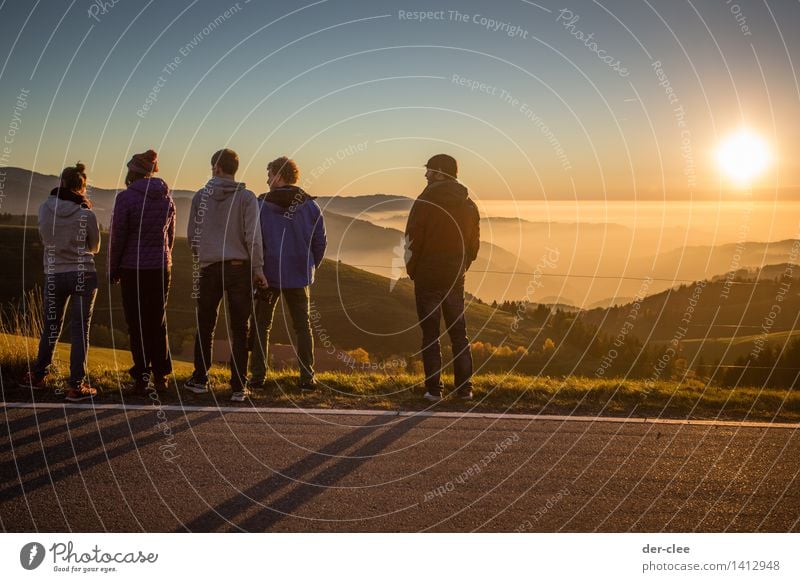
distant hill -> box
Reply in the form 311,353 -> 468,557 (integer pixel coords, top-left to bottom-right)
0,166 -> 196,231
576,240 -> 800,313
478,215 -> 664,307
638,239 -> 800,283
316,194 -> 414,217
482,217 -> 800,308
581,262 -> 800,346
585,296 -> 636,309
320,210 -> 537,302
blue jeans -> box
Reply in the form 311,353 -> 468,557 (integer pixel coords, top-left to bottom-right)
414,279 -> 473,392
33,271 -> 98,386
249,286 -> 315,384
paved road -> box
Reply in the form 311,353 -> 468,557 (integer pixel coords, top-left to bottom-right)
1,403 -> 798,532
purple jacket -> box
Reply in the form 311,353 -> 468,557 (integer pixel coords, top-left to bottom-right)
109,177 -> 175,274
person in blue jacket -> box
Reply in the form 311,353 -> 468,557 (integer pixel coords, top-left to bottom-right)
249,156 -> 326,392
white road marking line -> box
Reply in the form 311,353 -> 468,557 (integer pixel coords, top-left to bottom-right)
1,401 -> 798,429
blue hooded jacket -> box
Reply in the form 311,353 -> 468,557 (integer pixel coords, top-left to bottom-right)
259,186 -> 326,288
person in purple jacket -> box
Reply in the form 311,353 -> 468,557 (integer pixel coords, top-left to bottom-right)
109,149 -> 176,394
248,156 -> 326,392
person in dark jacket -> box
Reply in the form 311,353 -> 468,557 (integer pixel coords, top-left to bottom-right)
405,154 -> 480,402
248,156 -> 326,392
22,162 -> 101,402
108,149 -> 176,394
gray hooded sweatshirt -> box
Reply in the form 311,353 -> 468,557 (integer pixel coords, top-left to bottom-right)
38,195 -> 100,273
187,176 -> 263,273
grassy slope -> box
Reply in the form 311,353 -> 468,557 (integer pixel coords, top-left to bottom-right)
1,334 -> 797,422
654,330 -> 800,363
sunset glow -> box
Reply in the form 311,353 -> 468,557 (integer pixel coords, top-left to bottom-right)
716,129 -> 772,185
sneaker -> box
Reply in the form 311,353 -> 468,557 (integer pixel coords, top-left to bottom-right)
456,389 -> 474,401
21,372 -> 46,390
299,381 -> 317,392
184,377 -> 209,394
423,391 -> 442,402
230,388 -> 251,402
247,378 -> 265,391
65,383 -> 97,402
130,374 -> 150,395
152,377 -> 169,392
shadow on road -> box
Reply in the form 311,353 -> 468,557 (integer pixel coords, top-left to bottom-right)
1,407 -> 220,504
183,413 -> 428,531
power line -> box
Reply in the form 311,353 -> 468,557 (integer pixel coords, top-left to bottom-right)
695,365 -> 800,370
348,264 -> 761,285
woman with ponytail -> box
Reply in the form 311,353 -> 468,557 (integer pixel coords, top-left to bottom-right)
108,149 -> 175,394
22,162 -> 100,401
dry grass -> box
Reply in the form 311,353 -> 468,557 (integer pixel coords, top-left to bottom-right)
1,332 -> 797,422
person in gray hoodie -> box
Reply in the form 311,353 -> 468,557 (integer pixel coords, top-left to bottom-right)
22,162 -> 101,402
185,148 -> 267,402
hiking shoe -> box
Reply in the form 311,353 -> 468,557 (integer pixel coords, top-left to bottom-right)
456,389 -> 473,401
65,384 -> 97,402
184,377 -> 209,394
21,372 -> 46,390
423,391 -> 442,402
230,388 -> 251,402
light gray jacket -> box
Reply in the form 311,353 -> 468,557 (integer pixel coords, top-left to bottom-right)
38,195 -> 100,273
187,177 -> 263,273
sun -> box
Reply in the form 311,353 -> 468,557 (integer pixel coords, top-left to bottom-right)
716,129 -> 771,185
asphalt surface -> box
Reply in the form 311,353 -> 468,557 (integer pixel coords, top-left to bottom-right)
1,403 -> 798,532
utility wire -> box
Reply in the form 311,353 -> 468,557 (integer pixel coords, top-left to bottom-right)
348,264 -> 762,285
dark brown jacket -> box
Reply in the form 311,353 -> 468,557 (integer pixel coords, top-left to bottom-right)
405,179 -> 480,289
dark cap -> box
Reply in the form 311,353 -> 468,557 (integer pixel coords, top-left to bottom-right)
425,154 -> 458,179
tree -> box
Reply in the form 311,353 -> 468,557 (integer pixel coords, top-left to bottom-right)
694,355 -> 706,380
347,347 -> 370,364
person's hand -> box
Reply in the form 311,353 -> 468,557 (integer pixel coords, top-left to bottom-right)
253,272 -> 268,289
109,270 -> 121,285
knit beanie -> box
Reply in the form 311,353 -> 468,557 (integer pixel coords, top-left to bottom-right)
127,149 -> 159,174
425,154 -> 458,179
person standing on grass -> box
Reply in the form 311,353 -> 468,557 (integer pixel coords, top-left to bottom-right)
185,148 -> 267,402
404,154 -> 480,402
248,156 -> 326,393
22,162 -> 101,402
108,149 -> 176,395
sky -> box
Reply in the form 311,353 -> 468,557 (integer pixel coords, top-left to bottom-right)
0,0 -> 798,201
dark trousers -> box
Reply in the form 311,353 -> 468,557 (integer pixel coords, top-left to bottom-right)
33,271 -> 98,387
192,261 -> 251,390
249,286 -> 314,384
414,279 -> 473,392
120,268 -> 172,381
